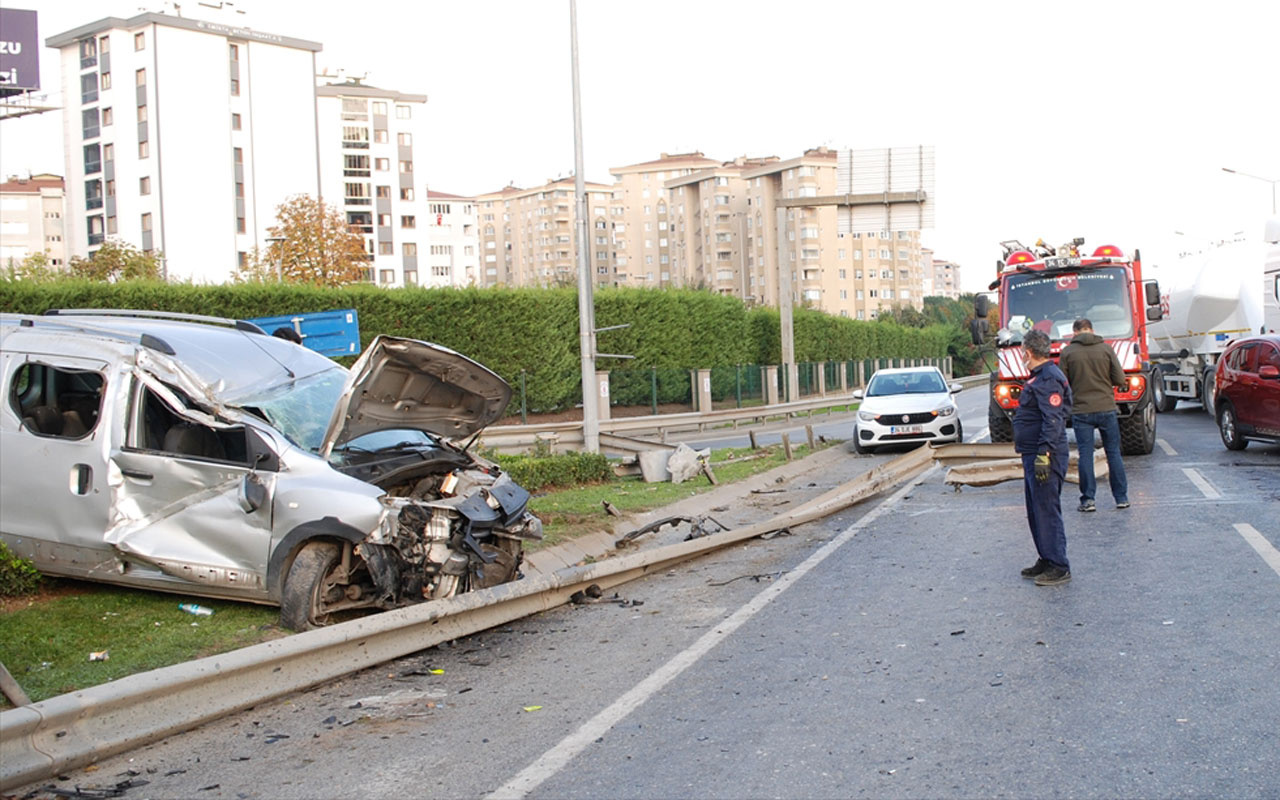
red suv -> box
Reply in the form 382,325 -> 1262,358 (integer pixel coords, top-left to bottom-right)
1214,333 -> 1280,450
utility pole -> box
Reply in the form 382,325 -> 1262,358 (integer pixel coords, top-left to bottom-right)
570,0 -> 599,452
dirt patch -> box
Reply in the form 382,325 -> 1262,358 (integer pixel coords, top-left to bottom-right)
0,578 -> 101,615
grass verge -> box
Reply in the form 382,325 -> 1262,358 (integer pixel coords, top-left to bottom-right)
0,439 -> 834,704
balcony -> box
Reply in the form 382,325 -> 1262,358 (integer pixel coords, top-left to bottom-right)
342,140 -> 370,150
344,196 -> 371,206
86,197 -> 103,210
343,169 -> 371,178
84,160 -> 102,175
88,232 -> 105,246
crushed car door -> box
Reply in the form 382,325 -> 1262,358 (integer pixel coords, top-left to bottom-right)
0,352 -> 115,578
106,373 -> 277,597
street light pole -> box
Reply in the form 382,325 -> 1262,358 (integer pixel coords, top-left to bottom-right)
570,0 -> 600,453
1222,167 -> 1278,214
266,235 -> 286,282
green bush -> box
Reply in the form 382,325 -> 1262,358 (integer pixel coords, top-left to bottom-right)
495,451 -> 612,492
0,541 -> 42,597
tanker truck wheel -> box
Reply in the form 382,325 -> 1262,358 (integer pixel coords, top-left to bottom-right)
1200,368 -> 1216,418
1152,368 -> 1177,413
1119,391 -> 1156,455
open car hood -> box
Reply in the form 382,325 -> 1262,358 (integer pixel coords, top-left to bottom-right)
321,335 -> 511,455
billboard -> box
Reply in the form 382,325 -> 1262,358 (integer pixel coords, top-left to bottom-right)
0,8 -> 40,97
836,146 -> 935,233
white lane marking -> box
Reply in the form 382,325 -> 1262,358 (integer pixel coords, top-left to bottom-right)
1156,438 -> 1178,456
1233,523 -> 1280,579
1181,467 -> 1221,499
487,466 -> 939,799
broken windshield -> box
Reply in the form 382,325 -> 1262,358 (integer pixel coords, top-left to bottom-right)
236,366 -> 347,453
1004,267 -> 1133,341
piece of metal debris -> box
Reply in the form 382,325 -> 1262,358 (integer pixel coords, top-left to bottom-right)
615,515 -> 728,548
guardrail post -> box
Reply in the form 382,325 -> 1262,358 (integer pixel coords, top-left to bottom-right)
764,365 -> 779,405
596,370 -> 611,421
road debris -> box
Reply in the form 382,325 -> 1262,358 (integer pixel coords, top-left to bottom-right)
178,603 -> 214,617
88,651 -> 109,662
522,705 -> 543,713
615,515 -> 728,548
707,571 -> 788,587
601,501 -> 623,517
40,778 -> 150,798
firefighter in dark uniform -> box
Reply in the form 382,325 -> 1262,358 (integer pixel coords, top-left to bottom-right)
1014,329 -> 1074,586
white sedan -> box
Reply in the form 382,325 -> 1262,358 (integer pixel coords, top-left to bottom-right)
852,366 -> 964,454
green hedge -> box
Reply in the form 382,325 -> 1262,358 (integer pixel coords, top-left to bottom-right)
494,451 -> 612,492
0,280 -> 947,413
0,540 -> 41,597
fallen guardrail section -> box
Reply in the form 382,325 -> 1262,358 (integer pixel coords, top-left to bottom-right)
1,442 -> 943,791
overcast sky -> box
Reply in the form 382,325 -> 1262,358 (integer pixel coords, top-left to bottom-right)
3,0 -> 1277,293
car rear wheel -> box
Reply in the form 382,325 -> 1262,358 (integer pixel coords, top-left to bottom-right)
1218,403 -> 1247,451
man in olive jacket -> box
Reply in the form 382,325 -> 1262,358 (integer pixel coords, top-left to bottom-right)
1059,318 -> 1129,511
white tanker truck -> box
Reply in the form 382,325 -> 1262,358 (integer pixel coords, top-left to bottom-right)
1148,217 -> 1280,416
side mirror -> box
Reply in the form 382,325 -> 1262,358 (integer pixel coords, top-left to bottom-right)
949,382 -> 963,394
1146,306 -> 1164,322
970,316 -> 989,346
1259,365 -> 1280,380
852,389 -> 865,400
974,295 -> 990,318
238,472 -> 268,513
1144,280 -> 1161,307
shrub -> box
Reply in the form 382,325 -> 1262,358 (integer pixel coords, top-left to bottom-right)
0,541 -> 42,597
496,451 -> 612,492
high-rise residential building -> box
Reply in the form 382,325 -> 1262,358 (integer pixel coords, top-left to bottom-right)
46,13 -> 323,283
929,255 -> 963,299
316,81 -> 434,287
0,174 -> 67,269
663,147 -> 926,319
474,178 -> 612,288
426,190 -> 479,287
607,152 -> 720,288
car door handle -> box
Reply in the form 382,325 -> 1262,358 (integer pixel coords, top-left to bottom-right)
121,469 -> 154,481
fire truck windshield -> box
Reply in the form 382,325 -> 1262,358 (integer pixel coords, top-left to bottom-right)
1003,267 -> 1133,341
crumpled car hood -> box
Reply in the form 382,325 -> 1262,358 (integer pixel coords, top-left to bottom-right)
321,335 -> 511,456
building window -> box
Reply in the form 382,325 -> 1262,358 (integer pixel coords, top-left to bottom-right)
101,107 -> 113,126
379,269 -> 394,284
401,215 -> 416,229
105,179 -> 115,197
137,104 -> 147,122
98,35 -> 109,53
138,140 -> 148,159
230,78 -> 240,96
139,176 -> 150,195
395,105 -> 410,119
231,113 -> 241,130
397,132 -> 412,146
102,143 -> 114,161
140,213 -> 152,232
236,216 -> 246,234
375,185 -> 390,198
400,188 -> 414,201
134,31 -> 144,50
229,44 -> 239,60
403,243 -> 417,256
135,68 -> 146,86
80,73 -> 98,104
404,269 -> 417,285
100,72 -> 111,90
399,160 -> 413,173
378,241 -> 393,255
105,216 -> 117,235
79,38 -> 97,67
378,214 -> 390,227
233,147 -> 243,164
375,158 -> 389,171
373,129 -> 388,144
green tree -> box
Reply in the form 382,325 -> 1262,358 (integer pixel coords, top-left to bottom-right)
67,239 -> 164,281
239,195 -> 369,287
3,251 -> 59,283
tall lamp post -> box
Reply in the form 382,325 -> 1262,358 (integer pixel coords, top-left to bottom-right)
265,235 -> 286,282
1222,167 -> 1278,214
570,0 -> 600,453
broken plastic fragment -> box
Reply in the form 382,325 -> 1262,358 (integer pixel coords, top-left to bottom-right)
89,650 -> 109,662
522,705 -> 543,713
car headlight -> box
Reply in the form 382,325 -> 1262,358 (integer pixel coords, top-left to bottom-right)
936,405 -> 956,417
858,410 -> 875,421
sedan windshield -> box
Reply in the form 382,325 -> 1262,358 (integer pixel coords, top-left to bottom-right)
236,366 -> 347,452
867,371 -> 946,396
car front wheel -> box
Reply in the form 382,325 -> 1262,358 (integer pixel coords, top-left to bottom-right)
280,541 -> 375,630
1218,403 -> 1247,451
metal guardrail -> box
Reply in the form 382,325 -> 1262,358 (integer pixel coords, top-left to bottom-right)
0,442 -> 940,791
480,375 -> 988,453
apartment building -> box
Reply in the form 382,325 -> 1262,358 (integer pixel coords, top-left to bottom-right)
316,81 -> 433,287
473,178 -> 612,288
0,174 -> 67,269
663,147 -> 927,319
607,152 -> 720,287
46,13 -> 323,283
426,190 -> 479,287
930,255 -> 963,299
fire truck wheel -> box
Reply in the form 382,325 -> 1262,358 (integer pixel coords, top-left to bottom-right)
1119,392 -> 1156,455
987,403 -> 1013,443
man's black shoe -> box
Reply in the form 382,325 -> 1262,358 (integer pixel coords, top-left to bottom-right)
1034,566 -> 1072,586
1078,499 -> 1096,512
1020,559 -> 1049,578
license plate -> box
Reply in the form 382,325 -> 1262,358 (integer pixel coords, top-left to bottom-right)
890,425 -> 923,434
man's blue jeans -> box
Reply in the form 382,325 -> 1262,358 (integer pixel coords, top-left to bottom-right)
1072,411 -> 1128,505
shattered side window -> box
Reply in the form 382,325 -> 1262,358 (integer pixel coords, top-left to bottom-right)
137,385 -> 249,464
235,367 -> 347,453
9,362 -> 105,439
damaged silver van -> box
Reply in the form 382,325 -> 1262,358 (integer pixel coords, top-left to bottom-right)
0,310 -> 541,629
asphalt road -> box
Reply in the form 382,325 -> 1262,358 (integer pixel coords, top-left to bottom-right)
19,392 -> 1279,799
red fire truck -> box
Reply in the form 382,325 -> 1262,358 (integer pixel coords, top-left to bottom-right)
973,238 -> 1165,455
